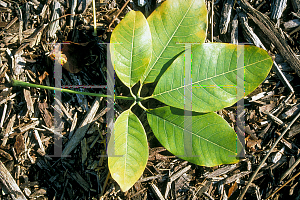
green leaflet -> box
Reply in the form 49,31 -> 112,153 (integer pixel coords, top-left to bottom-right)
108,109 -> 148,192
141,0 -> 207,84
106,0 -> 274,192
152,43 -> 273,112
147,106 -> 242,166
110,10 -> 152,88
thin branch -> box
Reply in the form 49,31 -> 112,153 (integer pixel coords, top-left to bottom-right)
266,171 -> 300,199
108,0 -> 131,30
238,110 -> 300,199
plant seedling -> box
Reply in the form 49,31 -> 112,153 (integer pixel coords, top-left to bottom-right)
12,0 -> 273,192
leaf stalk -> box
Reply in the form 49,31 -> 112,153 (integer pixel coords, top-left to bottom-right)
11,79 -> 135,100
141,96 -> 152,101
138,101 -> 147,111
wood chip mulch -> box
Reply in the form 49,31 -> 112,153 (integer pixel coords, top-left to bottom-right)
0,0 -> 300,199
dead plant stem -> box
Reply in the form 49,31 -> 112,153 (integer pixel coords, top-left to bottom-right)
211,0 -> 214,42
108,0 -> 131,30
92,0 -> 97,36
266,171 -> 300,199
238,110 -> 300,200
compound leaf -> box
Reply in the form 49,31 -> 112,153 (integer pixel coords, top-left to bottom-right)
152,43 -> 273,112
108,109 -> 148,192
141,0 -> 207,84
110,10 -> 152,88
147,106 -> 242,167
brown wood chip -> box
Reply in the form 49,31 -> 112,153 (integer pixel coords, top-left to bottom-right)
38,101 -> 53,128
14,134 -> 25,155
